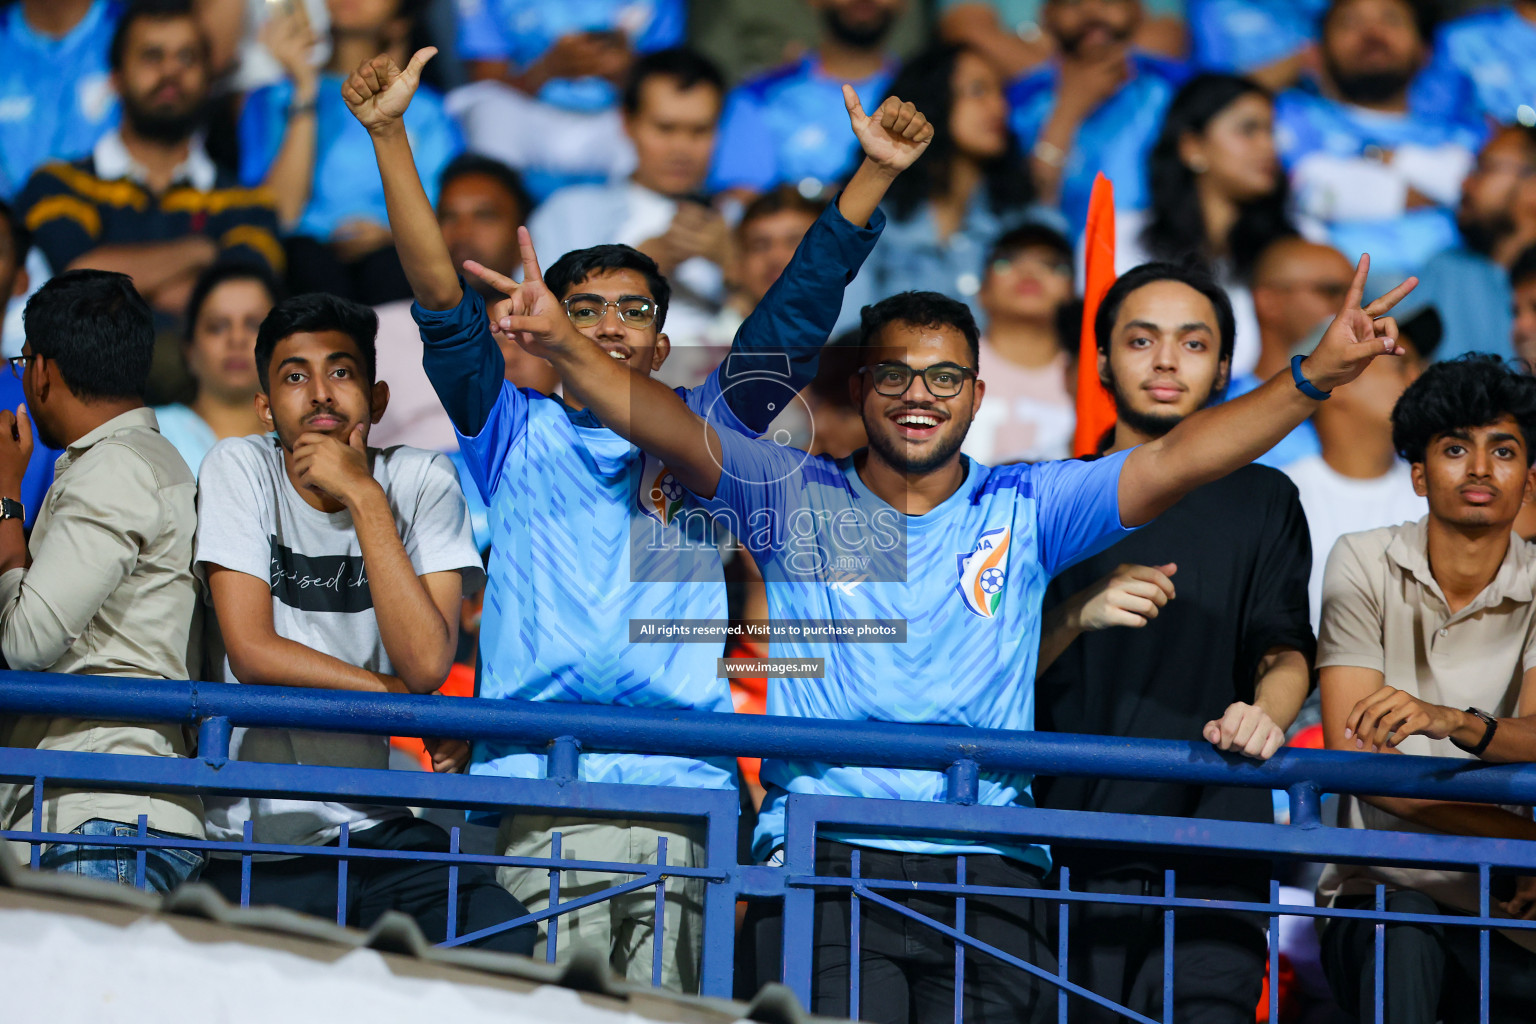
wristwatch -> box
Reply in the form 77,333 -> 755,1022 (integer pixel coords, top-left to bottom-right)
1452,707 -> 1498,758
0,497 -> 23,523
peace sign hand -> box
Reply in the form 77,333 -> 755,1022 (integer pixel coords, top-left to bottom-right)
1299,254 -> 1417,394
341,47 -> 436,134
843,85 -> 935,176
462,227 -> 580,361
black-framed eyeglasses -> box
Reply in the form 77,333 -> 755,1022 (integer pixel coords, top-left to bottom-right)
562,293 -> 657,329
860,361 -> 977,399
6,354 -> 32,380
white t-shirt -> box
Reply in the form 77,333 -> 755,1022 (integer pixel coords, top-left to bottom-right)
1283,454 -> 1427,631
194,435 -> 482,849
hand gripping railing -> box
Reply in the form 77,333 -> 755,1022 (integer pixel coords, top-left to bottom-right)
2,670 -> 1536,1022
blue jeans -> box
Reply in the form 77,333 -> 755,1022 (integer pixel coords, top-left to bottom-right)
38,818 -> 205,894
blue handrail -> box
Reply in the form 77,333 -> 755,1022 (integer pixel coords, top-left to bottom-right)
1,671 -> 1532,805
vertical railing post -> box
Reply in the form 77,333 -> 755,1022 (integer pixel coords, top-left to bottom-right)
849,847 -> 861,1018
953,854 -> 966,1024
1058,865 -> 1070,1024
945,759 -> 979,806
446,825 -> 461,944
197,716 -> 232,764
1479,864 -> 1491,1024
699,791 -> 739,999
1163,868 -> 1175,1024
134,813 -> 149,890
547,831 -> 563,964
548,736 -> 581,781
337,822 -> 350,927
1373,883 -> 1386,1024
652,837 -> 668,989
1286,782 -> 1321,828
781,803 -> 817,1008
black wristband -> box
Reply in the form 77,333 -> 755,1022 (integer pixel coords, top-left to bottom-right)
1451,707 -> 1498,758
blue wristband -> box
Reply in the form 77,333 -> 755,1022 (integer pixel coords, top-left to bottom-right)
1290,355 -> 1330,401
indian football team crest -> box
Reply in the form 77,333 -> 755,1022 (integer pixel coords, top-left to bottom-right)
638,452 -> 686,524
955,527 -> 1010,618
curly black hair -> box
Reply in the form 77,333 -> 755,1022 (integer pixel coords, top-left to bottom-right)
1391,354 -> 1536,466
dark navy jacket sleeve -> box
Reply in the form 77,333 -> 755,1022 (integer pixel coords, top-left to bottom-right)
714,198 -> 884,433
413,282 -> 507,438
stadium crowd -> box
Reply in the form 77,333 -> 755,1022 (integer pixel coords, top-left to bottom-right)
3,0 -> 1536,1020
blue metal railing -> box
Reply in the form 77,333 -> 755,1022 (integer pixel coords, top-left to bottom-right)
2,670 -> 1535,1022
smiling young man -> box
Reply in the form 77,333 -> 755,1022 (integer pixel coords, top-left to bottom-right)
1032,263 -> 1314,1024
490,219 -> 1415,1017
345,47 -> 931,989
192,292 -> 534,955
1313,355 -> 1536,1021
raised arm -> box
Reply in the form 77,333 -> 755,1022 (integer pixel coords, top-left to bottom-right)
472,232 -> 726,499
342,48 -> 461,312
345,48 -> 508,439
716,88 -> 931,432
1118,256 -> 1417,526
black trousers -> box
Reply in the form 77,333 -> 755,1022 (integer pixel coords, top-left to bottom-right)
744,839 -> 1058,1024
1320,890 -> 1536,1024
1055,868 -> 1267,1023
204,816 -> 536,956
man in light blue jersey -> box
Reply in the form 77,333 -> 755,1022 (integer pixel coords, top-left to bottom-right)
708,0 -> 903,198
0,0 -> 120,199
1273,0 -> 1483,282
1426,1 -> 1536,129
498,220 -> 1416,1016
344,45 -> 934,990
1010,0 -> 1189,237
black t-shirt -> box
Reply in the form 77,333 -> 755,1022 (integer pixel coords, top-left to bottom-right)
1036,463 -> 1315,874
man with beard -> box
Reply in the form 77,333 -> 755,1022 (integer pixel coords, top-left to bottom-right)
16,0 -> 281,317
709,0 -> 904,198
1033,262 -> 1314,1023
1273,0 -> 1481,282
1010,0 -> 1189,235
1411,126 -> 1536,363
0,270 -> 203,892
500,224 -> 1416,1017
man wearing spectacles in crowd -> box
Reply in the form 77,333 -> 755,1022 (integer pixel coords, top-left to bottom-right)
498,226 -> 1416,1017
345,44 -> 933,989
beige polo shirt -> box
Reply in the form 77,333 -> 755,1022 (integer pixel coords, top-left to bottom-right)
0,408 -> 203,845
1316,518 -> 1536,948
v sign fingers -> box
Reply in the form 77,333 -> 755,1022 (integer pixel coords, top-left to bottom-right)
1297,254 -> 1417,393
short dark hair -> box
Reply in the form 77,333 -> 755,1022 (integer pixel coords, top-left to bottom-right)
621,46 -> 725,116
110,0 -> 203,73
184,263 -> 283,343
1093,261 -> 1237,363
544,244 -> 672,330
1511,243 -> 1536,293
254,293 -> 378,391
0,197 -> 30,268
439,153 -> 534,223
985,223 -> 1074,279
1392,354 -> 1536,466
738,185 -> 826,236
858,291 -> 981,365
23,270 -> 155,401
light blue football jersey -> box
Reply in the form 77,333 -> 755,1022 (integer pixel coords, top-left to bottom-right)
1427,5 -> 1536,127
1009,54 -> 1190,238
708,56 -> 896,195
699,437 -> 1136,866
0,1 -> 120,198
1273,89 -> 1482,278
414,199 -> 883,793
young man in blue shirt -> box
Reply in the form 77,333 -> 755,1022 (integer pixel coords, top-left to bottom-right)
493,216 -> 1415,1016
345,45 -> 932,990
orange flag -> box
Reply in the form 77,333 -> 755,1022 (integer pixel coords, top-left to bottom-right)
1073,173 -> 1118,457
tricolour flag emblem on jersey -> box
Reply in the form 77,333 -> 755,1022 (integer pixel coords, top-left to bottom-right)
638,452 -> 686,524
955,527 -> 1010,618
